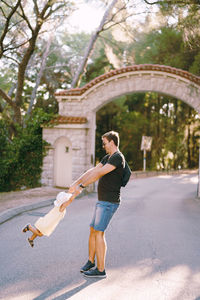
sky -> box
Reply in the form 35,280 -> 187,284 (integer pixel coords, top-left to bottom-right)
67,1 -> 105,33
67,1 -> 176,36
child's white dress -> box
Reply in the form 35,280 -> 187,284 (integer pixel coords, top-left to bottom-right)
34,192 -> 72,236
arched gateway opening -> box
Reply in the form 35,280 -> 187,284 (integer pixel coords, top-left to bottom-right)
42,64 -> 200,191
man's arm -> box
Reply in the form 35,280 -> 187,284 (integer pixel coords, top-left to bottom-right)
60,163 -> 116,211
69,163 -> 116,193
69,163 -> 103,193
80,163 -> 116,187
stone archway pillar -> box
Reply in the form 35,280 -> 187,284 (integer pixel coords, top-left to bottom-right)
41,117 -> 95,189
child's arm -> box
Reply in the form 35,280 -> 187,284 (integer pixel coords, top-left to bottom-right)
59,190 -> 80,212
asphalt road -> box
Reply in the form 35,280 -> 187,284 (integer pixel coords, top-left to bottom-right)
1,173 -> 200,300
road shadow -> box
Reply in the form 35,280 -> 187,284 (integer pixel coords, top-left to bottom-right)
33,277 -> 104,300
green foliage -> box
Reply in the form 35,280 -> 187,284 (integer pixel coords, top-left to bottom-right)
96,102 -> 123,162
95,96 -> 148,170
42,32 -> 91,89
0,109 -> 54,192
134,26 -> 194,70
83,48 -> 114,85
114,110 -> 148,170
189,52 -> 200,75
158,1 -> 200,48
96,90 -> 200,171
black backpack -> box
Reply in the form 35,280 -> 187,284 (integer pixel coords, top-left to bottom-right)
122,161 -> 131,187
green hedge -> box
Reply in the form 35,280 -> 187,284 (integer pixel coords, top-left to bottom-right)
0,109 -> 54,192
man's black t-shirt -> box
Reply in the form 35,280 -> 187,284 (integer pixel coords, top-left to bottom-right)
98,151 -> 125,203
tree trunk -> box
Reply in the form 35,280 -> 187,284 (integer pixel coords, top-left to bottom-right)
71,0 -> 118,88
26,34 -> 53,116
14,26 -> 40,124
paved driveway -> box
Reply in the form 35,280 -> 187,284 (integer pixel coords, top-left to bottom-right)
0,173 -> 200,300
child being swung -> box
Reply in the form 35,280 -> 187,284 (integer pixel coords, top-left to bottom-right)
22,190 -> 80,247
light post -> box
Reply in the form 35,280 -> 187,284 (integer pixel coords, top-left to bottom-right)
143,149 -> 146,171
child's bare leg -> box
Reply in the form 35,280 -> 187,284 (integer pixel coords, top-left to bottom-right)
28,226 -> 43,249
28,230 -> 43,248
29,233 -> 37,241
22,224 -> 43,247
22,224 -> 43,237
28,225 -> 43,237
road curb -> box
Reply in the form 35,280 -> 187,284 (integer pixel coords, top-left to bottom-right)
0,198 -> 55,225
0,190 -> 89,225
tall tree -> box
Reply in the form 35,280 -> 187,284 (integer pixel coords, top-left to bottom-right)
71,0 -> 150,87
0,0 -> 74,126
71,0 -> 119,88
143,0 -> 200,48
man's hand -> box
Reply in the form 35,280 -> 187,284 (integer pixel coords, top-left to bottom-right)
68,185 -> 76,193
59,188 -> 82,212
59,202 -> 68,212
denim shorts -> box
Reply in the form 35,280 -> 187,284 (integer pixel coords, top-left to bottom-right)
90,201 -> 119,232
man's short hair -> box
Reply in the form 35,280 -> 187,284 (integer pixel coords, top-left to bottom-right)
102,131 -> 119,147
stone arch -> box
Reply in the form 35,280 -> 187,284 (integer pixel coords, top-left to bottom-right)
55,64 -> 200,114
42,64 -> 200,188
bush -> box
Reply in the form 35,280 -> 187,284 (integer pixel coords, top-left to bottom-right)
0,109 -> 54,192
